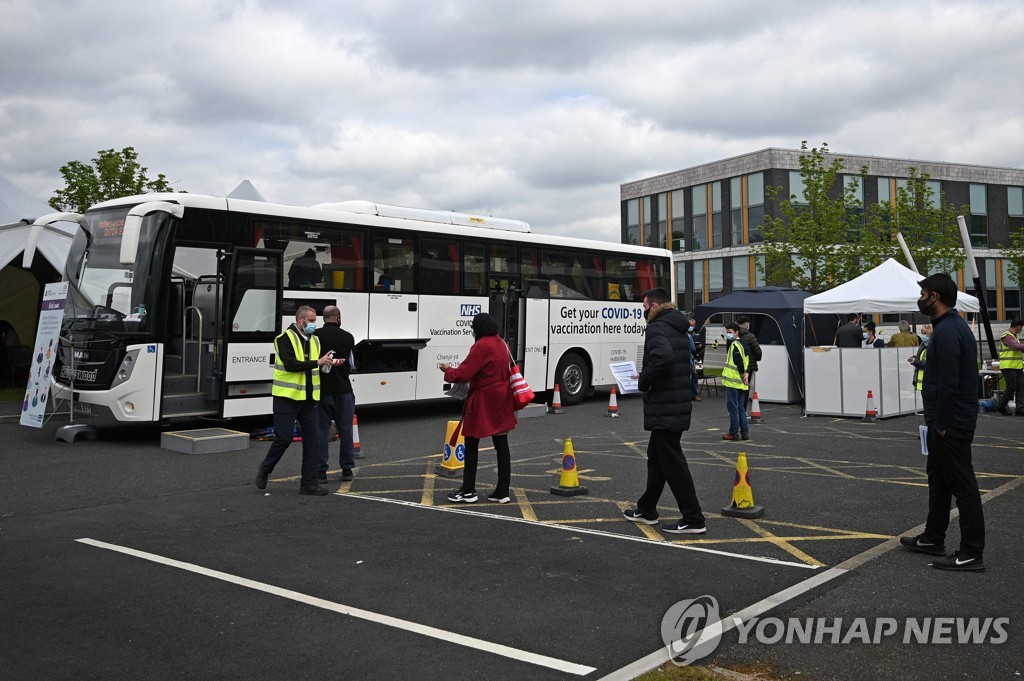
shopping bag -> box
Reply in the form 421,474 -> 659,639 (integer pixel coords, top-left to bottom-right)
444,381 -> 470,400
509,365 -> 534,410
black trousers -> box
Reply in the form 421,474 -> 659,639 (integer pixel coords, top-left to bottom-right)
260,396 -> 320,487
638,429 -> 705,524
924,426 -> 985,559
997,368 -> 1024,413
460,434 -> 511,496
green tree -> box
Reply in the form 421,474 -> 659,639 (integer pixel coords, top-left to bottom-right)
998,230 -> 1024,292
49,147 -> 175,213
865,167 -> 966,276
754,142 -> 866,293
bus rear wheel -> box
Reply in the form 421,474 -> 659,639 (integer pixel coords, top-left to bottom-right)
555,352 -> 589,406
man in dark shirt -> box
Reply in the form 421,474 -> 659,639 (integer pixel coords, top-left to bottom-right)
314,305 -> 357,482
900,273 -> 984,572
736,315 -> 761,409
835,313 -> 863,348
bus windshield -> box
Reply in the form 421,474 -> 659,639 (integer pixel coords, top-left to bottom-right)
64,206 -> 163,329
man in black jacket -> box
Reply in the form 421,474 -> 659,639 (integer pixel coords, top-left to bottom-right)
623,288 -> 706,534
835,313 -> 863,348
900,273 -> 984,572
736,315 -> 761,409
314,305 -> 357,482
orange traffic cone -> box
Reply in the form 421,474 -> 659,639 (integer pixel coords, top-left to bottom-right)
862,390 -> 878,422
352,414 -> 364,457
547,384 -> 565,414
749,392 -> 763,424
605,387 -> 620,418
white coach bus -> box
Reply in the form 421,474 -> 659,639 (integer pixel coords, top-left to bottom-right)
25,194 -> 672,423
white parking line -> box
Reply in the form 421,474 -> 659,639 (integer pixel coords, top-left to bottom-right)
339,493 -> 820,570
75,538 -> 596,677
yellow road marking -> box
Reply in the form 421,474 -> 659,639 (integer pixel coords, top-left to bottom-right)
420,461 -> 436,506
669,533 -> 892,546
513,487 -> 537,521
736,518 -> 825,567
792,457 -> 857,479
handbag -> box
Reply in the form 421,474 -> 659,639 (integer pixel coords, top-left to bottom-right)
444,381 -> 470,400
507,347 -> 535,410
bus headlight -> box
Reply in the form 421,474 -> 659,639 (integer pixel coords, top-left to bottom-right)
112,350 -> 141,389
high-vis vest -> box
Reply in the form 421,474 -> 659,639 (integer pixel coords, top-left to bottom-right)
272,328 -> 321,400
998,330 -> 1023,369
914,347 -> 927,391
721,339 -> 749,391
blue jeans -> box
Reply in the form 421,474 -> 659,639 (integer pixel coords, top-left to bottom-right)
726,387 -> 749,436
690,363 -> 699,398
318,392 -> 356,473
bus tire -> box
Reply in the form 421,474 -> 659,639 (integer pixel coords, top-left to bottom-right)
555,352 -> 589,406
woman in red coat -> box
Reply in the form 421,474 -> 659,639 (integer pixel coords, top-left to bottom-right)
438,313 -> 516,504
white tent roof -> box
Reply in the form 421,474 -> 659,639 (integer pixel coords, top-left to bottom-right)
803,258 -> 980,314
0,172 -> 78,273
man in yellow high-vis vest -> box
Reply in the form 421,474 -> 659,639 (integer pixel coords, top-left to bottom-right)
721,322 -> 750,441
996,319 -> 1024,416
255,305 -> 338,495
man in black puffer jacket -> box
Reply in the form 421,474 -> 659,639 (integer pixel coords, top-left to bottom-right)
623,288 -> 706,535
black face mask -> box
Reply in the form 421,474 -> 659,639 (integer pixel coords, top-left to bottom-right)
643,306 -> 651,321
917,294 -> 935,317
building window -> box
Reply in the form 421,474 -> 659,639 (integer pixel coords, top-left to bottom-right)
877,177 -> 891,204
1003,259 -> 1020,322
711,182 -> 723,249
675,261 -> 686,296
970,183 -> 988,248
626,199 -> 639,246
747,172 -> 764,244
789,171 -> 808,204
693,260 -> 704,293
732,256 -> 750,290
1009,186 -> 1024,234
754,254 -> 766,287
655,193 -> 667,250
730,177 -> 743,246
692,185 -> 707,251
671,189 -> 686,251
642,196 -> 652,248
708,258 -> 723,292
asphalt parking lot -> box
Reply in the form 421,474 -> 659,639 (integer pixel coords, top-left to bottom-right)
1,390 -> 1021,680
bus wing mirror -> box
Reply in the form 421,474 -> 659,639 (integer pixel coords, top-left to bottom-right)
120,202 -> 184,265
23,212 -> 84,267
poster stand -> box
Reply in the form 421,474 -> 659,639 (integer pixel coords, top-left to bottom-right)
54,333 -> 97,443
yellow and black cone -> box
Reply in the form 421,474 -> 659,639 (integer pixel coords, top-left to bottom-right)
550,437 -> 588,496
436,420 -> 466,478
721,451 -> 764,519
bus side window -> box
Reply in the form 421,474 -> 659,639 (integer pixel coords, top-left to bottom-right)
421,238 -> 460,295
374,235 -> 417,293
325,229 -> 365,292
464,241 -> 486,295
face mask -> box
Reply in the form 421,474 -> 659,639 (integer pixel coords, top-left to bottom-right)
303,322 -> 316,334
726,332 -> 735,341
688,326 -> 695,333
920,335 -> 929,343
917,294 -> 935,317
863,332 -> 869,340
643,307 -> 651,321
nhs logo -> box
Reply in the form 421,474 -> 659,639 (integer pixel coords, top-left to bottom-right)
460,304 -> 482,317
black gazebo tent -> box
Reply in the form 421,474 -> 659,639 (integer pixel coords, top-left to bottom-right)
692,286 -> 813,398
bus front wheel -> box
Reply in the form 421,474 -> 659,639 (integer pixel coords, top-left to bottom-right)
555,352 -> 589,406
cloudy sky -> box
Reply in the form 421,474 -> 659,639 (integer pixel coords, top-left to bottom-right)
2,0 -> 1023,242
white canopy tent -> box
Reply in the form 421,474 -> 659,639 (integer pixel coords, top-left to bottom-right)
803,257 -> 980,314
0,172 -> 78,273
